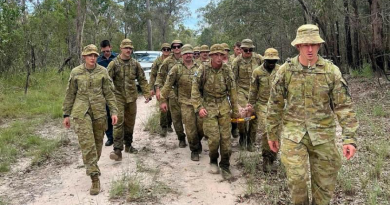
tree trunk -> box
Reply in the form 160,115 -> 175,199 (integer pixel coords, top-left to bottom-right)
75,0 -> 87,65
368,0 -> 384,72
343,0 -> 353,66
351,0 -> 361,68
146,0 -> 152,50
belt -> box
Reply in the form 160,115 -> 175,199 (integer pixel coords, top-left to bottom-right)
204,96 -> 226,103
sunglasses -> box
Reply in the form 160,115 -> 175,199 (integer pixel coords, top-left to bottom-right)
162,48 -> 171,51
172,46 -> 182,49
242,48 -> 254,53
194,52 -> 200,55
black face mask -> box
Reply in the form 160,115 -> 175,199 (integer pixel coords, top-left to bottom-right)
264,60 -> 277,71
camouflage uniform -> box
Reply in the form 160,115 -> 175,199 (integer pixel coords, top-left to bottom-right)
160,46 -> 203,155
267,24 -> 359,204
229,54 -> 237,63
149,43 -> 173,131
199,45 -> 210,63
248,60 -> 280,161
231,39 -> 263,148
108,40 -> 150,152
192,45 -> 239,170
63,45 -> 118,176
156,53 -> 186,141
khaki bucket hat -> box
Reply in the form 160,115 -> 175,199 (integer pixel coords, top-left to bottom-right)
291,24 -> 325,46
171,39 -> 183,47
120,39 -> 134,49
82,44 -> 99,56
209,44 -> 225,55
200,45 -> 210,52
194,46 -> 201,52
221,43 -> 230,51
160,43 -> 170,50
263,48 -> 280,60
181,44 -> 194,55
240,39 -> 255,48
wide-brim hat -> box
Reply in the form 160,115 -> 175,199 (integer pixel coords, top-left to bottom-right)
263,48 -> 280,60
209,44 -> 225,55
240,39 -> 255,48
181,44 -> 194,55
120,39 -> 134,49
171,39 -> 183,47
291,24 -> 325,46
221,43 -> 230,51
200,45 -> 210,52
193,46 -> 201,52
82,44 -> 99,56
161,43 -> 171,50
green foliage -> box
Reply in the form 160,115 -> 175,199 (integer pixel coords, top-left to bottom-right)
351,63 -> 374,78
0,69 -> 68,118
143,107 -> 162,135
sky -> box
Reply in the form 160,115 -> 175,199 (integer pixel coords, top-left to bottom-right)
183,0 -> 211,30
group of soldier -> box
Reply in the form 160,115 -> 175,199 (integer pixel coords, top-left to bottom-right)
62,24 -> 359,205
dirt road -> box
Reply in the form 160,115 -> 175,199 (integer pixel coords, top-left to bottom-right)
0,97 -> 252,205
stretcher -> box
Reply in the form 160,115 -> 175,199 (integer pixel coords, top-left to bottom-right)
231,115 -> 256,123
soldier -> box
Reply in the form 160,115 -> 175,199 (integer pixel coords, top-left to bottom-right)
229,41 -> 241,62
231,39 -> 263,151
159,44 -> 203,161
247,48 -> 280,172
97,40 -> 118,146
149,43 -> 173,137
62,44 -> 118,195
221,43 -> 230,65
267,24 -> 359,204
192,44 -> 240,180
193,46 -> 201,61
108,39 -> 150,161
199,45 -> 210,62
155,40 -> 187,147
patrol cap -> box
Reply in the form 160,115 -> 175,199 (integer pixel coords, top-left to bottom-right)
120,39 -> 134,49
221,43 -> 230,51
291,24 -> 325,46
82,44 -> 99,56
171,39 -> 183,47
240,39 -> 255,48
181,44 -> 194,55
209,44 -> 225,55
200,45 -> 210,52
263,48 -> 280,60
194,46 -> 201,52
160,43 -> 170,50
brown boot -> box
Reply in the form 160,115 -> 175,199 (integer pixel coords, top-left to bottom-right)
110,149 -> 122,161
90,175 -> 100,195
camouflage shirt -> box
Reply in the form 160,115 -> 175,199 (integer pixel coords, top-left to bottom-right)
160,61 -> 200,105
107,57 -> 149,103
229,54 -> 237,63
156,54 -> 182,98
63,64 -> 118,119
232,53 -> 263,92
266,55 -> 359,146
248,64 -> 280,112
149,55 -> 165,91
191,61 -> 239,117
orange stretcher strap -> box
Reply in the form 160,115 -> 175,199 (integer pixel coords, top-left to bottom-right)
231,115 -> 256,123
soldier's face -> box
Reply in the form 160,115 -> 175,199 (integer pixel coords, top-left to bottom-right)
200,52 -> 209,59
241,47 -> 253,58
234,46 -> 241,56
210,53 -> 224,67
121,47 -> 133,58
193,52 -> 200,59
161,47 -> 171,56
84,54 -> 98,68
297,43 -> 320,61
172,44 -> 182,54
101,46 -> 111,58
182,53 -> 194,63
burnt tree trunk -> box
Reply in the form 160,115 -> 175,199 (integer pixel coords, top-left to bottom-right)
343,0 -> 353,66
368,0 -> 384,72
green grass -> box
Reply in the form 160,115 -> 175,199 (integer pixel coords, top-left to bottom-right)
0,70 -> 69,118
0,119 -> 62,172
143,107 -> 162,135
350,63 -> 374,78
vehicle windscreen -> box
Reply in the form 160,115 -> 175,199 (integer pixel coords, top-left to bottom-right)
134,53 -> 159,63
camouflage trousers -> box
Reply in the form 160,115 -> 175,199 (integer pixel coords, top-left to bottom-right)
73,114 -> 107,176
168,97 -> 186,141
180,104 -> 203,152
203,112 -> 231,169
160,104 -> 172,129
250,104 -> 277,160
237,89 -> 255,145
281,133 -> 342,205
113,98 -> 136,151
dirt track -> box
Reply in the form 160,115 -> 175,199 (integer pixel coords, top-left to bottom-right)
0,97 -> 253,205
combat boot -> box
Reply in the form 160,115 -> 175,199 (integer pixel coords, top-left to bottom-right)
90,175 -> 100,195
179,140 -> 187,148
160,127 -> 167,137
109,149 -> 122,161
209,163 -> 220,174
232,128 -> 239,138
262,157 -> 275,173
191,151 -> 199,161
125,145 -> 138,154
167,126 -> 174,133
221,168 -> 233,180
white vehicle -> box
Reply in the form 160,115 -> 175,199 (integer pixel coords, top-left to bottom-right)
133,51 -> 162,85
